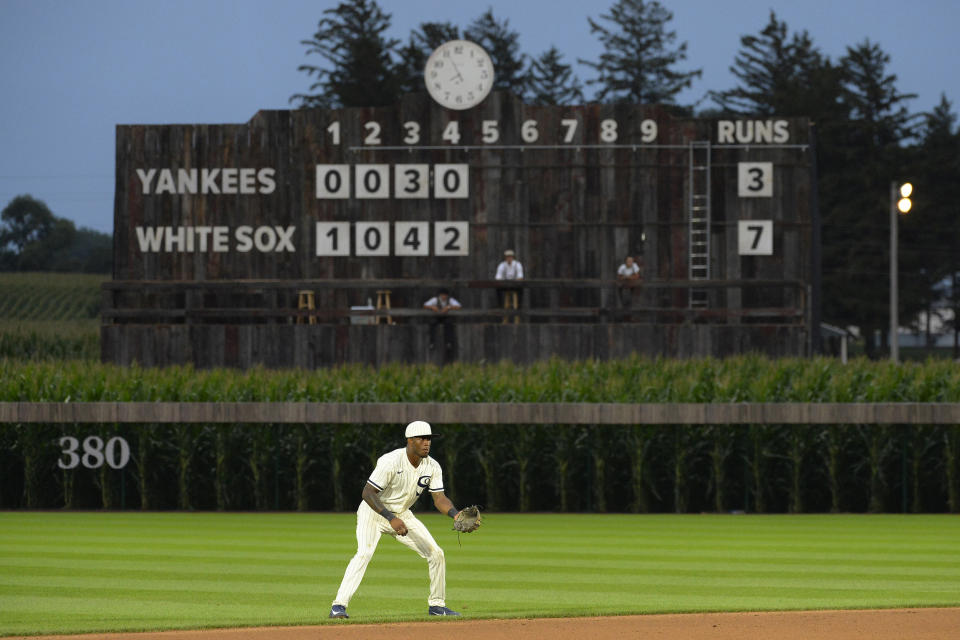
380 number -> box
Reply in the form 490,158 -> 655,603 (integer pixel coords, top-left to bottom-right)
58,436 -> 130,470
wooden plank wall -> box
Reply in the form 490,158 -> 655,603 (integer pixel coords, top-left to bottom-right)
102,324 -> 807,368
111,93 -> 814,366
114,94 -> 813,298
3,402 -> 957,425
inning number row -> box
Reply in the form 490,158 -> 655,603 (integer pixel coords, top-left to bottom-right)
325,118 -> 658,146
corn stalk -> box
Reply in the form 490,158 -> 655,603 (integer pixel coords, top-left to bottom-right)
628,426 -> 656,513
708,425 -> 736,512
946,425 -> 960,513
786,425 -> 812,514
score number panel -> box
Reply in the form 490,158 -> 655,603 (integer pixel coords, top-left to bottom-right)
316,221 -> 468,257
316,164 -> 468,199
736,161 -> 774,256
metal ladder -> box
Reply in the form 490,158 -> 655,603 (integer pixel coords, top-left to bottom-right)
688,141 -> 711,309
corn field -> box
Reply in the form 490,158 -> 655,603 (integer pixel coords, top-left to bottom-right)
0,273 -> 104,321
0,320 -> 100,360
2,356 -> 959,513
5,356 -> 960,402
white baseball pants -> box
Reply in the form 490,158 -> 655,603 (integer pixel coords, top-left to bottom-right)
333,503 -> 446,607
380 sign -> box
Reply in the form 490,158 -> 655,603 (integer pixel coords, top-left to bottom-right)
57,436 -> 131,470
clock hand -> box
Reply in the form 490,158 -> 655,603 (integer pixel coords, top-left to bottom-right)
448,57 -> 464,83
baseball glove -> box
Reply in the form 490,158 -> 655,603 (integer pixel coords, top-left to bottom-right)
453,505 -> 482,533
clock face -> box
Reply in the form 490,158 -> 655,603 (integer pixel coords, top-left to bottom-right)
424,40 -> 495,110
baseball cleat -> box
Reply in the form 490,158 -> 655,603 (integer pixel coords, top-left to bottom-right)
329,605 -> 349,618
428,605 -> 460,616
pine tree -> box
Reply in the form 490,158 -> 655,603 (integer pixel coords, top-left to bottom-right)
910,96 -> 960,353
397,22 -> 461,95
711,11 -> 838,117
464,9 -> 527,95
580,0 -> 701,104
841,40 -> 918,147
290,0 -> 401,108
821,40 -> 918,356
527,47 -> 584,105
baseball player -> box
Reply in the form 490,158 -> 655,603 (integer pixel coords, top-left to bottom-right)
329,420 -> 463,618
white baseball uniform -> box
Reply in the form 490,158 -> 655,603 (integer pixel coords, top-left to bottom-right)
332,448 -> 447,608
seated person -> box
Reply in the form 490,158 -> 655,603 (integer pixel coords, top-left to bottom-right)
495,249 -> 524,281
617,255 -> 642,308
423,288 -> 462,313
495,250 -> 524,321
423,288 -> 461,352
617,255 -> 641,282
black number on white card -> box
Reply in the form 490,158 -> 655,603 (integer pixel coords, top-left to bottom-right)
324,171 -> 342,194
326,226 -> 339,251
443,227 -> 461,251
363,227 -> 382,251
363,169 -> 381,193
442,169 -> 460,194
403,169 -> 420,194
747,224 -> 764,250
747,168 -> 765,192
403,226 -> 421,251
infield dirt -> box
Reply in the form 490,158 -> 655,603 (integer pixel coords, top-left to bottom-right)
8,608 -> 960,640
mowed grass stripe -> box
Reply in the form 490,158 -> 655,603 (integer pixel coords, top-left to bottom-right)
2,564 -> 957,590
1,513 -> 959,636
6,543 -> 953,588
10,544 -> 956,569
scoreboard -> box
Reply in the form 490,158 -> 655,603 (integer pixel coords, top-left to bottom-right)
109,91 -> 816,366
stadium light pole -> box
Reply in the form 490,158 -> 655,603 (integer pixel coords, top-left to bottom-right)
890,181 -> 913,362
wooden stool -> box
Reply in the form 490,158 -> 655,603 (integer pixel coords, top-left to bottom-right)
296,290 -> 316,325
503,289 -> 519,324
375,289 -> 394,325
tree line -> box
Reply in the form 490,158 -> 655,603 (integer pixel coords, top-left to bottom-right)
0,194 -> 111,273
291,0 -> 960,357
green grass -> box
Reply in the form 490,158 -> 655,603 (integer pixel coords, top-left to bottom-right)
1,513 -> 958,636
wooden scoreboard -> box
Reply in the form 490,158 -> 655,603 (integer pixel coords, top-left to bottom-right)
105,91 -> 816,367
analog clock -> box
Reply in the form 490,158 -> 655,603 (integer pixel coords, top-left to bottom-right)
424,40 -> 495,110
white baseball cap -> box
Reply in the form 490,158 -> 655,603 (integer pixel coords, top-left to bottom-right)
405,420 -> 437,438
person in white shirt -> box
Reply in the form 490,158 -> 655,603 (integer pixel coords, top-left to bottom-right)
616,255 -> 642,307
423,289 -> 461,352
617,256 -> 641,281
423,288 -> 462,313
494,249 -> 524,281
329,421 -> 465,619
494,249 -> 524,322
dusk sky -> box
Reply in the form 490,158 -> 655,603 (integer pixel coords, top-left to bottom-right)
1,0 -> 956,234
